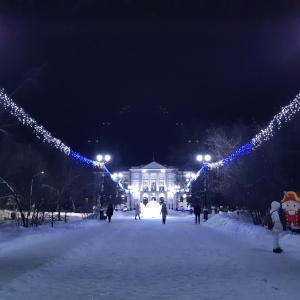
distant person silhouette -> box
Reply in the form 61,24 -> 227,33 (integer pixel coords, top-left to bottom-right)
135,203 -> 141,220
106,204 -> 113,223
160,200 -> 168,224
193,203 -> 201,224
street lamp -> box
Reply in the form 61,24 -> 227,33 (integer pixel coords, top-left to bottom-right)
96,154 -> 111,207
196,154 -> 212,208
112,172 -> 123,180
185,172 -> 196,179
196,154 -> 211,163
112,172 -> 124,207
96,154 -> 111,163
174,185 -> 181,210
29,171 -> 44,224
185,172 -> 195,205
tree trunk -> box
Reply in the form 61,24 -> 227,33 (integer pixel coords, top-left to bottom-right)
0,177 -> 27,227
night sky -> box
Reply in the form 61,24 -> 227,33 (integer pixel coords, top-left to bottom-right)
1,2 -> 300,167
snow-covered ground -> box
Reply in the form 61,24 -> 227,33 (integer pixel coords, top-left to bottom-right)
0,210 -> 299,300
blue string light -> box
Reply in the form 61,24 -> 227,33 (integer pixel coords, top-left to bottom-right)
223,141 -> 252,166
70,150 -> 94,166
1,88 -> 300,194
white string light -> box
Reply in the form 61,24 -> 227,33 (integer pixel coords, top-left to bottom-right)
0,89 -> 71,155
1,88 -> 300,195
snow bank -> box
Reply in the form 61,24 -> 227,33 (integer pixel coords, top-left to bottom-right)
204,211 -> 266,238
202,210 -> 300,252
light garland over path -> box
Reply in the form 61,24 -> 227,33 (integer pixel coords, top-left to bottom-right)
1,88 -> 300,195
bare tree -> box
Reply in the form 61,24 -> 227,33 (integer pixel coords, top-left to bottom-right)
203,120 -> 292,212
0,176 -> 27,227
203,122 -> 251,207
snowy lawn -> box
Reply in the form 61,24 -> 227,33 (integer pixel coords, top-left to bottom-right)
0,210 -> 299,300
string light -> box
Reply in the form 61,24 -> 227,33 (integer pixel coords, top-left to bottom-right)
0,89 -> 71,155
180,93 -> 300,190
1,88 -> 300,194
70,150 -> 94,167
252,94 -> 300,149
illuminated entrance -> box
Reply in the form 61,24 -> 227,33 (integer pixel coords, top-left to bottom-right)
141,198 -> 161,218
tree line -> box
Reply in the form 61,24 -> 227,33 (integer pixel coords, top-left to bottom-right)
1,106 -> 300,225
0,110 -> 95,227
168,117 -> 300,214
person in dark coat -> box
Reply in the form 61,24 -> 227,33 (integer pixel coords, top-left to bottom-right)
194,203 -> 201,224
160,200 -> 168,224
106,204 -> 114,223
135,203 -> 141,220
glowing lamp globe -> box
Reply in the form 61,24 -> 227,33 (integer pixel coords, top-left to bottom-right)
204,155 -> 211,162
197,155 -> 203,162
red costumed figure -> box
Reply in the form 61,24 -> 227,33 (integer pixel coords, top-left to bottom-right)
281,191 -> 300,229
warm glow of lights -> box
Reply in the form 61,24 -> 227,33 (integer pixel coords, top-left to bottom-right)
141,200 -> 161,218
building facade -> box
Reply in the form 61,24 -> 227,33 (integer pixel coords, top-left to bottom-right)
119,161 -> 192,210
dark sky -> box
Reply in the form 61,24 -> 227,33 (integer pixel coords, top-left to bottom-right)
1,1 -> 300,167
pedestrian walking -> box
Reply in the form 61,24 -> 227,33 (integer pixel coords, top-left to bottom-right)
193,203 -> 201,224
93,205 -> 99,219
270,201 -> 284,253
160,200 -> 168,224
106,204 -> 114,223
99,206 -> 105,220
135,203 -> 141,220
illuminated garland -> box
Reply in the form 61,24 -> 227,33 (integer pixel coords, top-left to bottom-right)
1,88 -> 300,195
0,89 -> 71,155
252,94 -> 300,148
175,94 -> 300,193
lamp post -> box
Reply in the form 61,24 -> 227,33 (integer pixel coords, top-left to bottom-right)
174,185 -> 180,210
96,154 -> 111,207
29,171 -> 44,225
168,189 -> 174,210
112,172 -> 123,208
185,172 -> 195,206
196,154 -> 211,208
97,154 -> 111,164
128,185 -> 132,209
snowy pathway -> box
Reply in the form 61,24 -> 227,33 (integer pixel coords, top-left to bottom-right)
0,211 -> 299,300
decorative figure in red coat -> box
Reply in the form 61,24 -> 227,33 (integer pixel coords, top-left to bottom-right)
281,191 -> 300,229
